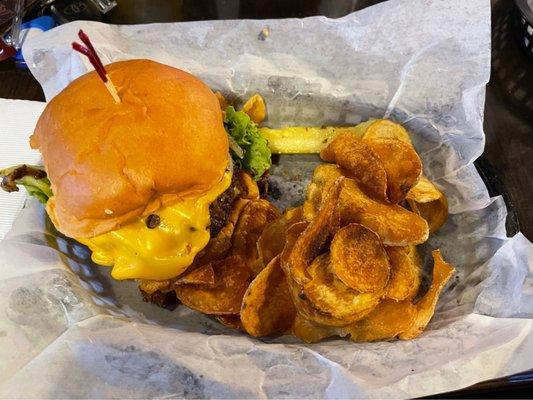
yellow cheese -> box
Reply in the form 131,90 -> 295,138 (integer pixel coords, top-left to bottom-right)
77,171 -> 231,280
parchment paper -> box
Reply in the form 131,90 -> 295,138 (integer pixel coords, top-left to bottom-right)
1,0 -> 532,397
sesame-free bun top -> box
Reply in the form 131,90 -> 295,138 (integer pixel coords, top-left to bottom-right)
30,59 -> 229,238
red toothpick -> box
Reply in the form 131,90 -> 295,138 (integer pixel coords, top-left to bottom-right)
72,30 -> 120,103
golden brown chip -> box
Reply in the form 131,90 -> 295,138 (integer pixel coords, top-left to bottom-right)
236,171 -> 260,200
257,217 -> 288,266
303,254 -> 382,321
138,279 -> 172,295
216,315 -> 244,331
384,246 -> 421,301
281,222 -> 353,327
195,198 -> 249,266
287,177 -> 343,286
407,176 -> 442,203
303,165 -> 429,246
241,256 -> 296,337
399,250 -> 455,339
232,199 -> 281,275
320,133 -> 388,201
343,299 -> 417,342
175,264 -> 216,287
284,206 -> 304,225
241,94 -> 267,124
215,91 -> 229,111
406,178 -> 448,234
362,119 -> 413,145
291,313 -> 339,343
330,224 -> 390,293
365,138 -> 422,204
175,255 -> 253,315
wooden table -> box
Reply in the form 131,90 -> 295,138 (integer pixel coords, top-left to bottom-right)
1,0 -> 531,397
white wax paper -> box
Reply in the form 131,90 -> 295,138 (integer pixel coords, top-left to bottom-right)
1,0 -> 532,397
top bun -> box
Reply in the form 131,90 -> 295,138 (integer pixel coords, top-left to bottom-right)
31,59 -> 229,238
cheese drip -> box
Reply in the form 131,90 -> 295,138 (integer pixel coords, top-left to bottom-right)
77,171 -> 231,280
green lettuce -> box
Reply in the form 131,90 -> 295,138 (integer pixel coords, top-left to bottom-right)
224,106 -> 271,180
0,165 -> 52,204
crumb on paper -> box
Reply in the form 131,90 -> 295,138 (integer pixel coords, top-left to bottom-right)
258,27 -> 270,41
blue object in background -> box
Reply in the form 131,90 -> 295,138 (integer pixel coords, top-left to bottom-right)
12,16 -> 56,69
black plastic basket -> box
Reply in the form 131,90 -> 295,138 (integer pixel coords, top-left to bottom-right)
513,0 -> 533,60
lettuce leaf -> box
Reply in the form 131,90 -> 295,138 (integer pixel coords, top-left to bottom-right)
224,106 -> 271,180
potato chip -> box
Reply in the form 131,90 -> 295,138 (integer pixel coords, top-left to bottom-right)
399,250 -> 455,340
320,133 -> 388,201
406,178 -> 448,234
304,165 -> 429,246
291,313 -> 339,343
258,217 -> 288,266
365,138 -> 422,204
216,315 -> 244,331
303,254 -> 382,321
284,206 -> 304,225
341,178 -> 429,246
236,171 -> 260,200
287,177 -> 343,286
175,255 -> 253,315
362,119 -> 413,145
175,263 -> 216,287
241,256 -> 296,337
384,246 -> 421,301
330,223 -> 390,293
138,279 -> 172,295
232,199 -> 281,275
241,94 -> 267,124
343,299 -> 417,342
281,222 -> 353,327
215,91 -> 229,110
195,198 -> 249,266
406,176 -> 443,203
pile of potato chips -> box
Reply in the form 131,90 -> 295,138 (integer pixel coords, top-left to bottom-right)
140,95 -> 455,343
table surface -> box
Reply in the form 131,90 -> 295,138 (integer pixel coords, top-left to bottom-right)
1,0 -> 532,398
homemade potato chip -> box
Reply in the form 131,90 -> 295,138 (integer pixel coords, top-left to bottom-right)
399,250 -> 455,340
175,263 -> 216,287
284,206 -> 304,225
237,171 -> 260,200
321,133 -> 388,201
291,313 -> 339,343
330,224 -> 390,293
407,176 -> 443,203
241,256 -> 296,337
406,177 -> 448,234
288,178 -> 343,286
257,217 -> 288,266
303,165 -> 429,246
241,94 -> 267,124
194,198 -> 249,266
216,315 -> 244,331
175,255 -> 253,315
303,254 -> 382,321
384,246 -> 421,301
343,299 -> 417,342
232,199 -> 281,275
365,138 -> 422,203
281,222 -> 353,327
362,119 -> 413,145
138,279 -> 172,295
260,126 -> 363,154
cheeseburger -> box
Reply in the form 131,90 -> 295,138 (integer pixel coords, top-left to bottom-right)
1,59 -> 270,299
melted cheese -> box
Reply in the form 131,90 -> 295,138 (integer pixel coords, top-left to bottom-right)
77,171 -> 231,280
